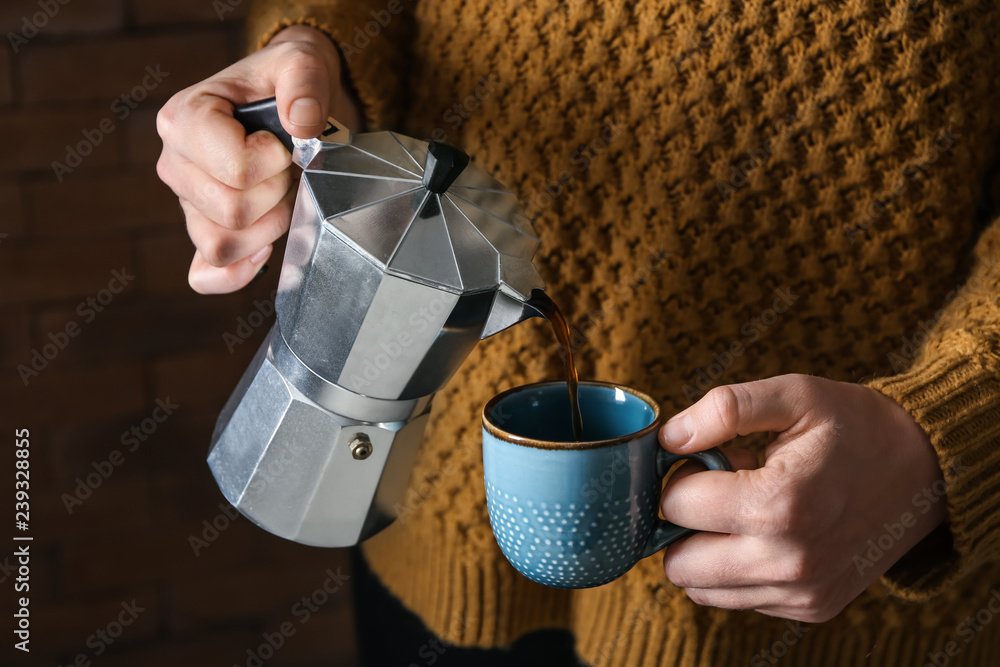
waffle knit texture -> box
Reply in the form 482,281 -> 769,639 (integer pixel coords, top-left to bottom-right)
248,1 -> 1000,665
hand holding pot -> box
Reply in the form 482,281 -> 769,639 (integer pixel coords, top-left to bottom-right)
156,25 -> 363,294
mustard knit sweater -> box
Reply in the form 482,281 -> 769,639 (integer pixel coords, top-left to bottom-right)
248,1 -> 1000,665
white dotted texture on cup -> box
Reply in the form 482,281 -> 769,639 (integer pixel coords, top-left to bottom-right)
485,481 -> 657,588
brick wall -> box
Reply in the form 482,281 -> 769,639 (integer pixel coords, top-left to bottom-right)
0,1 -> 357,665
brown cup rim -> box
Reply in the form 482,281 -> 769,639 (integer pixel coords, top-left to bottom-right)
482,380 -> 663,450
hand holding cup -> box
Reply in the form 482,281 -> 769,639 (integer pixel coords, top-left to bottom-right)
482,381 -> 730,589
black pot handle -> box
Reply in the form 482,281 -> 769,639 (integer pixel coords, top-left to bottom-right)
232,97 -> 294,152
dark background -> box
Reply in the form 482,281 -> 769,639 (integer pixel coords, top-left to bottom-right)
0,1 -> 358,665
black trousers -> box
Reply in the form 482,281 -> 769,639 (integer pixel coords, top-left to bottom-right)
351,549 -> 585,666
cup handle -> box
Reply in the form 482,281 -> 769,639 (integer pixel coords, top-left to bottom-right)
640,447 -> 731,559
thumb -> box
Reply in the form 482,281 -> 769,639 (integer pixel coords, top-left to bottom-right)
261,37 -> 336,139
660,378 -> 807,454
275,63 -> 331,139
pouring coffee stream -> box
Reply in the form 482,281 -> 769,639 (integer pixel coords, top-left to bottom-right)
525,291 -> 584,442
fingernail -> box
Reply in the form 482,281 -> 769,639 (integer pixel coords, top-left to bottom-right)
250,245 -> 271,264
249,246 -> 271,264
662,414 -> 693,449
289,98 -> 322,127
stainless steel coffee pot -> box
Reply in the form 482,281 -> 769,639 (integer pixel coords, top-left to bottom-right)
207,98 -> 545,547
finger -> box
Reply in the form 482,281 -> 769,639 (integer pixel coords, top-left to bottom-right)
188,247 -> 272,295
661,463 -> 775,535
662,532 -> 794,588
660,377 -> 813,453
182,186 -> 294,268
666,446 -> 759,485
156,33 -> 341,189
660,448 -> 762,535
752,604 -> 836,624
158,94 -> 292,190
692,588 -> 841,623
266,39 -> 334,139
683,585 -> 785,612
160,152 -> 294,230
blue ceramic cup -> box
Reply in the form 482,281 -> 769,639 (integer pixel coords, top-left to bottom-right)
482,381 -> 729,589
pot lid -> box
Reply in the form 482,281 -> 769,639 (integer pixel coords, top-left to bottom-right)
300,132 -> 541,298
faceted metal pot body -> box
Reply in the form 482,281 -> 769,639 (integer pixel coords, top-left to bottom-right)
208,105 -> 544,547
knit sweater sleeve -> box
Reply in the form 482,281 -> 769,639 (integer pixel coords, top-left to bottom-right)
245,0 -> 414,130
865,216 -> 1000,599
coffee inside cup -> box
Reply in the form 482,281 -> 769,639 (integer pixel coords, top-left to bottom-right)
486,382 -> 657,445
